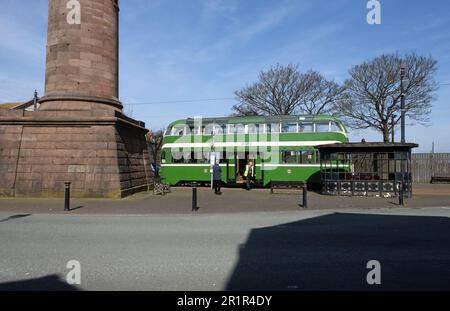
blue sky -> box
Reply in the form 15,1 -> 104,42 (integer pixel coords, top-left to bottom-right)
0,0 -> 449,152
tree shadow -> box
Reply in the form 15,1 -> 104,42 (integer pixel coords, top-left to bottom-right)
0,275 -> 80,291
225,213 -> 450,290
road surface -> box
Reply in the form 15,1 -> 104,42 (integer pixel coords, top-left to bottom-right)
1,207 -> 449,290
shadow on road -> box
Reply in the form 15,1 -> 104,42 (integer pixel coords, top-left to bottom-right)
0,275 -> 80,291
0,214 -> 31,223
69,206 -> 84,212
226,213 -> 450,290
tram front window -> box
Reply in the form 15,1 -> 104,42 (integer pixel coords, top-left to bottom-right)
171,126 -> 185,136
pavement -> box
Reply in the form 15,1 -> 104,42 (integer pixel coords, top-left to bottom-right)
0,207 -> 449,291
0,183 -> 449,215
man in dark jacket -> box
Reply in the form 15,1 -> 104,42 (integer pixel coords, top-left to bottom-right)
212,162 -> 222,195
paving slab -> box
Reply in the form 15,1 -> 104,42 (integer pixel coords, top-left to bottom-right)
0,183 -> 448,215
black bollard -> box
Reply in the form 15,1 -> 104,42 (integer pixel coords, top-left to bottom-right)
192,182 -> 198,211
64,182 -> 71,211
398,182 -> 404,206
302,183 -> 308,209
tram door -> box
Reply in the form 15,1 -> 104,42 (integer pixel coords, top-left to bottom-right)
235,152 -> 256,183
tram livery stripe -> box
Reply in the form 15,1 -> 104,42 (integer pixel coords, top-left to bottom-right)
160,164 -> 321,167
162,140 -> 341,149
161,164 -> 233,167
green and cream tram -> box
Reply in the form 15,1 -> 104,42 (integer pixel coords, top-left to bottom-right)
160,115 -> 348,186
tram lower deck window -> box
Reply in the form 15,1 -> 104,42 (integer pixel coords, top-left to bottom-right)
281,150 -> 318,164
301,151 -> 317,164
282,151 -> 299,163
170,151 -> 228,164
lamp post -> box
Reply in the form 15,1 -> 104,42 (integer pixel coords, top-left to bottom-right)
400,64 -> 406,143
399,64 -> 406,205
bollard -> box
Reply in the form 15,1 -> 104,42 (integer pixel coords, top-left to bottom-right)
64,182 -> 71,211
398,182 -> 404,206
302,183 -> 308,209
192,182 -> 198,211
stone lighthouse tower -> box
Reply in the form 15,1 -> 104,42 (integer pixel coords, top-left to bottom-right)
41,0 -> 121,112
0,0 -> 151,198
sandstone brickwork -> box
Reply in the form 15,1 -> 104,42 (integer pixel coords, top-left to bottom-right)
0,109 -> 151,198
41,0 -> 121,111
0,0 -> 151,198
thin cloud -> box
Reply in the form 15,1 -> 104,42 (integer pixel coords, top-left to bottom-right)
191,4 -> 296,63
0,18 -> 45,60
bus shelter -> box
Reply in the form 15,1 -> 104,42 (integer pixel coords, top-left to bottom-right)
317,142 -> 418,197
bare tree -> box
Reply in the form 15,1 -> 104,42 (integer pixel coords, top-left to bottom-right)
338,53 -> 438,142
300,71 -> 345,115
232,63 -> 343,116
146,129 -> 165,164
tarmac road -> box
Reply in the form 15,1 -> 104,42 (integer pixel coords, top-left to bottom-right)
0,207 -> 449,291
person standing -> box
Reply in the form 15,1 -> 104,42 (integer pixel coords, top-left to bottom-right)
244,161 -> 255,191
212,161 -> 222,195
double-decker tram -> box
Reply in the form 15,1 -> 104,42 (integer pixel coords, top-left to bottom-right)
160,115 -> 348,187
